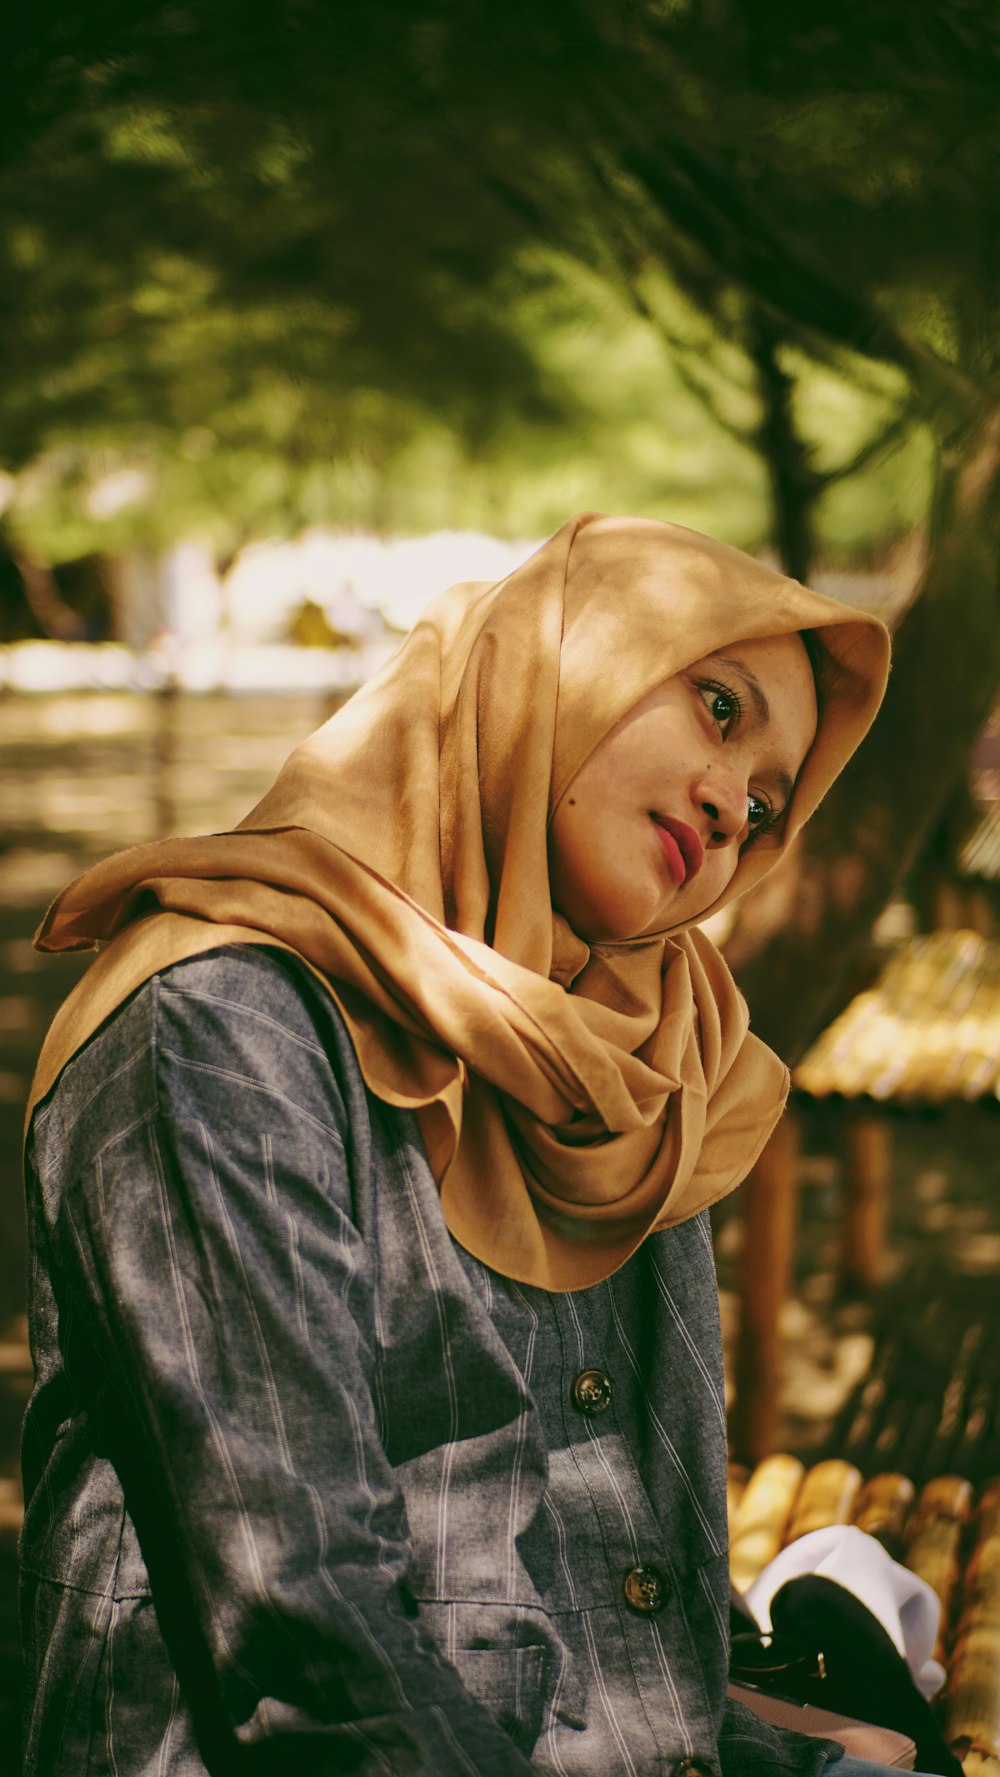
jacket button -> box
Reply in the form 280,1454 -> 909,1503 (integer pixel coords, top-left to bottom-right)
571,1368 -> 613,1414
670,1762 -> 714,1776
622,1564 -> 667,1614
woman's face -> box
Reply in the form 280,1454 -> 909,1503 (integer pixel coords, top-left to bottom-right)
548,632 -> 818,941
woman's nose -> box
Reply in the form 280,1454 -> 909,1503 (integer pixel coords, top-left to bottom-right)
696,771 -> 746,845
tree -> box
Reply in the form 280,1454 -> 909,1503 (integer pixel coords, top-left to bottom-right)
596,0 -> 1000,1051
451,0 -> 1000,1048
4,0 -> 998,1052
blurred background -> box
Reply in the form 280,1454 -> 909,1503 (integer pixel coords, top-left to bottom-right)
1,0 -> 998,1765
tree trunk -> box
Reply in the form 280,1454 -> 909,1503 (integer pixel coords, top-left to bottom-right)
0,538 -> 87,642
725,404 -> 1000,1062
750,309 -> 815,585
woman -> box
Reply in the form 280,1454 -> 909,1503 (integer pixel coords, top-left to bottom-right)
21,514 -> 905,1775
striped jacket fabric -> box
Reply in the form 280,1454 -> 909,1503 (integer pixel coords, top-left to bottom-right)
21,947 -> 836,1775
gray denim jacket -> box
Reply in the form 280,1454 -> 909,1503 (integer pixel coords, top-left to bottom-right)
21,947 -> 838,1775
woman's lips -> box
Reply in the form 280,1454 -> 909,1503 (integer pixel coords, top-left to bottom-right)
651,816 -> 705,888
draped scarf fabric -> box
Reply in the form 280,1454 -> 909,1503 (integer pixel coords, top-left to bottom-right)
29,514 -> 890,1289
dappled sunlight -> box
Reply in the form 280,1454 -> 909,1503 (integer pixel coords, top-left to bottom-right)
779,1298 -> 875,1429
719,1272 -> 877,1456
0,849 -> 82,909
29,776 -> 150,836
948,1231 -> 1000,1274
32,693 -> 147,738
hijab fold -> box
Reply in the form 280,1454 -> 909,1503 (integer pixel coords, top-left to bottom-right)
29,514 -> 890,1289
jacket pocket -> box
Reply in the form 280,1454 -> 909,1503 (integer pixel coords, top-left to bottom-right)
448,1643 -> 548,1754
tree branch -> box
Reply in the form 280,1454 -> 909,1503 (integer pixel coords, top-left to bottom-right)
621,139 -> 984,430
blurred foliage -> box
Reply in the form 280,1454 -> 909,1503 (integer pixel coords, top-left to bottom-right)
2,0 -> 993,567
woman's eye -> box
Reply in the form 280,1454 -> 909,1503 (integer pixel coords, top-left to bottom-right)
699,683 -> 740,732
746,794 -> 771,829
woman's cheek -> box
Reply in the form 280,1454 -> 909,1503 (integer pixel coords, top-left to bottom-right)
549,809 -> 655,941
679,850 -> 739,924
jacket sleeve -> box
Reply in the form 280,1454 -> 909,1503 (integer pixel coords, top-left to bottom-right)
31,947 -> 537,1776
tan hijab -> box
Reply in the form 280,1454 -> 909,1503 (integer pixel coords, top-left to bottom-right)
30,514 -> 890,1288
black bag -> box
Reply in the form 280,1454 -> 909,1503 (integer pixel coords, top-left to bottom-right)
729,1574 -> 963,1777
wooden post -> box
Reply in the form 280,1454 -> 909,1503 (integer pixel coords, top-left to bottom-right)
842,1109 -> 892,1292
731,1110 -> 800,1464
152,676 -> 179,840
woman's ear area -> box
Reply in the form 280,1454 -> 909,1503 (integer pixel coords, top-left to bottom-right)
799,627 -> 825,700
774,613 -> 891,843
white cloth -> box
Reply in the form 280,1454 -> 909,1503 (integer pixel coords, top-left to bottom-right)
745,1524 -> 945,1699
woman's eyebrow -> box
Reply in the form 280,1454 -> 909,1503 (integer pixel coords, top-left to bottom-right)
714,654 -> 770,725
772,768 -> 795,810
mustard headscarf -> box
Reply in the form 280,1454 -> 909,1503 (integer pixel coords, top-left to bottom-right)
29,514 -> 890,1289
